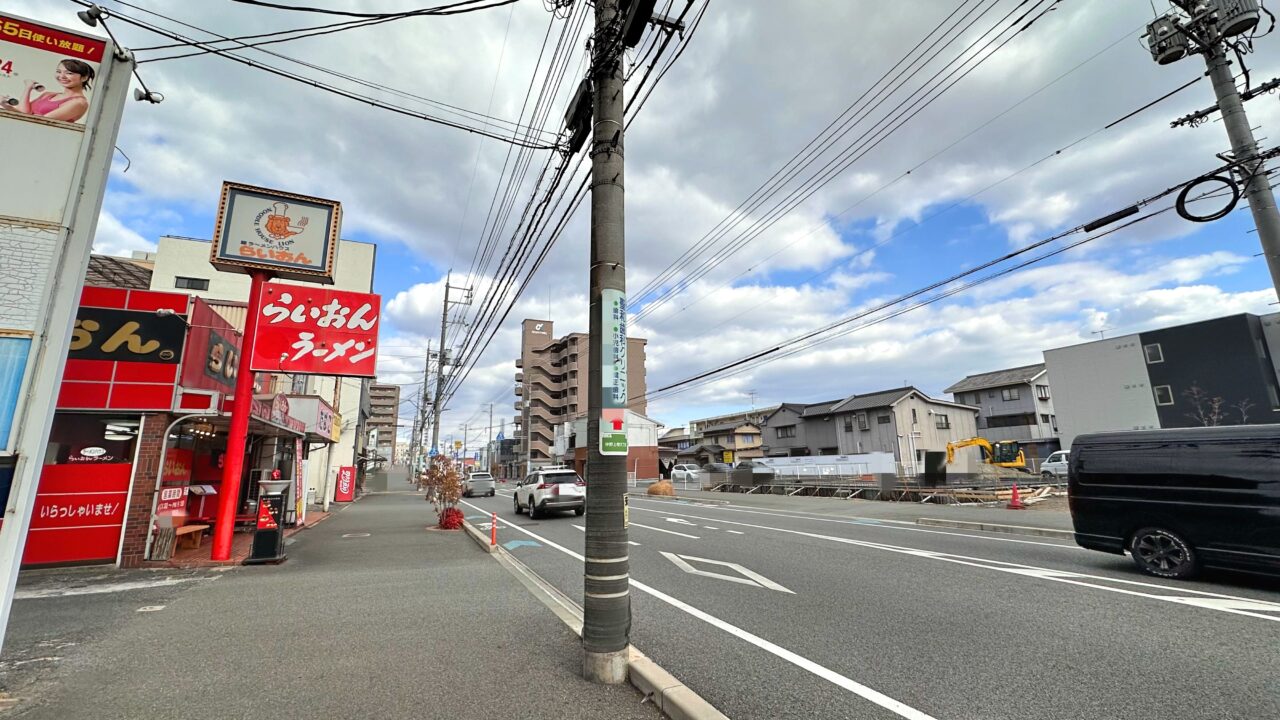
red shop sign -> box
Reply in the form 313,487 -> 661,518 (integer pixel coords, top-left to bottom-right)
334,466 -> 356,502
249,285 -> 380,377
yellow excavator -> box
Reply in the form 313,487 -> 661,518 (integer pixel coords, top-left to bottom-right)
945,437 -> 1028,470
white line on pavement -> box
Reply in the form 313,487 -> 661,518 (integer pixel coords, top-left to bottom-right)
631,521 -> 699,539
631,505 -> 1280,623
628,496 -> 1079,549
572,525 -> 641,546
726,530 -> 744,535
460,499 -> 937,720
660,552 -> 794,594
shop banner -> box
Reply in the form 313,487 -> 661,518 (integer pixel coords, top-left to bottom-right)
0,15 -> 106,128
209,181 -> 341,282
600,288 -> 628,455
180,298 -> 242,393
334,465 -> 356,502
250,285 -> 380,377
293,438 -> 304,522
156,486 -> 188,516
69,307 -> 185,364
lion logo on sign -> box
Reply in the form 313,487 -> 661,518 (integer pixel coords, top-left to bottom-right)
258,201 -> 309,241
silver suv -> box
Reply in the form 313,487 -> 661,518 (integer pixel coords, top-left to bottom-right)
513,468 -> 585,519
463,471 -> 496,497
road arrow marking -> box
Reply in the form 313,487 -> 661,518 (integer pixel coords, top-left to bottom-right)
503,540 -> 541,550
660,552 -> 793,593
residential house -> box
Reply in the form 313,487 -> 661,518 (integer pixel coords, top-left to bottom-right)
699,422 -> 763,462
760,400 -> 841,456
1045,312 -> 1280,448
829,387 -> 980,476
944,363 -> 1060,462
688,406 -> 777,442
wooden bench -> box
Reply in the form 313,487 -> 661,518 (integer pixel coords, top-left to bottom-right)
174,524 -> 210,550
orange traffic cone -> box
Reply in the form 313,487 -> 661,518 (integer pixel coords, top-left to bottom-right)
1007,482 -> 1026,510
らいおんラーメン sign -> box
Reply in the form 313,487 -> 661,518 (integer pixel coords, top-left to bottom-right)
209,181 -> 341,282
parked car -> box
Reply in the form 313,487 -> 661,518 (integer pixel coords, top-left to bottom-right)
513,468 -> 585,519
463,471 -> 496,498
1068,425 -> 1280,579
671,464 -> 700,482
1040,450 -> 1069,480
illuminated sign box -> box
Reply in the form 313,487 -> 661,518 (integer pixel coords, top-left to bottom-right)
209,181 -> 341,283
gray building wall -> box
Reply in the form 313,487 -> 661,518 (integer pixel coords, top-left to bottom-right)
834,396 -> 979,475
950,381 -> 1057,443
762,406 -> 807,456
803,414 -> 840,454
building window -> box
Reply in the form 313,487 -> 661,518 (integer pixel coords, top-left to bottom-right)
1041,414 -> 1050,423
1036,385 -> 1050,400
1001,388 -> 1020,402
877,414 -> 891,424
857,414 -> 869,430
1269,383 -> 1280,410
776,426 -> 796,439
1153,385 -> 1174,406
843,417 -> 854,432
911,408 -> 918,425
988,391 -> 995,398
934,414 -> 950,429
1144,343 -> 1164,364
985,413 -> 1037,428
174,276 -> 209,291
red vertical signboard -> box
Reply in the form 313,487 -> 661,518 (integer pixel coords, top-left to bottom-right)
334,466 -> 356,503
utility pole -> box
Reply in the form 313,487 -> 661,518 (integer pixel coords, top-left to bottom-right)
487,403 -> 494,470
430,273 -> 472,460
583,0 -> 630,685
1148,2 -> 1280,300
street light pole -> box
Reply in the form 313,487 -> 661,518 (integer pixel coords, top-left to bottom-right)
583,0 -> 631,685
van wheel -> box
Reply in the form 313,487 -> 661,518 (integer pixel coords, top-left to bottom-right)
1130,527 -> 1198,579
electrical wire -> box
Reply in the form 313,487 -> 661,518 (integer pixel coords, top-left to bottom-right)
225,0 -> 509,19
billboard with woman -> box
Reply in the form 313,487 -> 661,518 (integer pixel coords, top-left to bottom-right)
0,15 -> 106,126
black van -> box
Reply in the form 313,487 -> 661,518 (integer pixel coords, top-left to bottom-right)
1068,425 -> 1280,579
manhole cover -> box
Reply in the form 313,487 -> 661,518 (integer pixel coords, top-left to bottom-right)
341,533 -> 371,538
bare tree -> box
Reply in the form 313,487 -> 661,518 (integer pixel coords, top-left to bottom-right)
1183,384 -> 1225,426
1233,397 -> 1256,425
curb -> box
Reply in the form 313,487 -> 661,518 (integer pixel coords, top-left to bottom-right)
466,520 -> 730,719
916,517 -> 1074,540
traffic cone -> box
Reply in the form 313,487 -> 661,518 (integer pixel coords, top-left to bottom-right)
1007,482 -> 1026,510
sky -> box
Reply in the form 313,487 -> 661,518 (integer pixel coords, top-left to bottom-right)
14,0 -> 1280,454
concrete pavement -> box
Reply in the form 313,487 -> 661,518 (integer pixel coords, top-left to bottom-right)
462,485 -> 1280,719
2,474 -> 658,719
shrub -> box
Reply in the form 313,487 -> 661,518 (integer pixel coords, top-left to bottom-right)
647,480 -> 676,496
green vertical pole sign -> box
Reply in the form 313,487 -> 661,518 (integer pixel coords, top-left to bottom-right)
600,289 -> 628,455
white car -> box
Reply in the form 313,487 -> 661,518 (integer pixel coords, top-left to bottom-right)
671,464 -> 700,482
463,472 -> 496,498
1041,450 -> 1069,480
513,468 -> 585,519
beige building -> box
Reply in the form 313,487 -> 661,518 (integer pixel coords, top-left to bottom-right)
515,319 -> 647,472
367,383 -> 400,465
699,422 -> 764,462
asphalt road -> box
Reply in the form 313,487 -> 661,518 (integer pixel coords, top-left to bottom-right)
461,485 -> 1280,720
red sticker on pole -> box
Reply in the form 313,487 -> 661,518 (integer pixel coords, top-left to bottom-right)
256,501 -> 278,530
249,286 -> 381,377
334,466 -> 356,502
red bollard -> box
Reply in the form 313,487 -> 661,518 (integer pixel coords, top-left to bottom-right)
490,512 -> 497,546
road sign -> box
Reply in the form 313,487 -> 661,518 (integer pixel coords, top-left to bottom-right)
428,448 -> 438,457
600,288 -> 628,455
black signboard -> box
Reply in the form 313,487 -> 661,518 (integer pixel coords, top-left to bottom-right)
69,308 -> 186,364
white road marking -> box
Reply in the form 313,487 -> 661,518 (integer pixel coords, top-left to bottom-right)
664,518 -> 698,526
726,530 -> 744,535
660,552 -> 793,594
629,497 -> 1079,549
15,576 -> 214,599
136,605 -> 165,612
633,522 -> 699,539
572,525 -> 641,546
703,526 -> 719,530
457,499 -> 937,720
632,506 -> 1280,623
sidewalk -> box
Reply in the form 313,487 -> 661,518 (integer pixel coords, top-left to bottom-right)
657,487 -> 1075,532
5,478 -> 657,719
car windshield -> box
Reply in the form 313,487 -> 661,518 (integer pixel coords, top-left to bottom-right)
540,472 -> 579,483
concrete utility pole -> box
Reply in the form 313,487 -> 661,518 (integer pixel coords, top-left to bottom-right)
430,274 -> 472,458
487,403 -> 494,468
583,0 -> 631,685
1149,1 -> 1280,300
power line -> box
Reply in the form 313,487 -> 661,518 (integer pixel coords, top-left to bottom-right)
225,0 -> 510,19
80,1 -> 562,150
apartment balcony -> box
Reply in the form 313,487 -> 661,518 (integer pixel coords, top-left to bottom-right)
514,401 -> 523,411
515,372 -> 523,382
516,358 -> 523,368
515,385 -> 523,396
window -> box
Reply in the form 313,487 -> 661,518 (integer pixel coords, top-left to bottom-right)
988,391 -> 995,398
290,375 -> 309,394
1001,388 -> 1020,401
934,414 -> 950,429
174,276 -> 209,291
1269,382 -> 1280,410
877,414 -> 891,424
843,417 -> 854,432
911,408 -> 918,425
985,413 -> 1037,428
1144,343 -> 1164,364
775,425 -> 796,439
1041,414 -> 1050,423
1153,385 -> 1174,406
857,414 -> 869,430
1036,385 -> 1050,400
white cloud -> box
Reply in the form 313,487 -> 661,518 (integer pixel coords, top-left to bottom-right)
92,211 -> 155,258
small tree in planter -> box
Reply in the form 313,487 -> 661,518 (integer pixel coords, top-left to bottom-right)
424,456 -> 465,529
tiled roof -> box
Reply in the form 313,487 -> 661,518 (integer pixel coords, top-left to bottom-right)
830,387 -> 915,413
944,363 -> 1047,394
85,254 -> 153,290
800,399 -> 843,417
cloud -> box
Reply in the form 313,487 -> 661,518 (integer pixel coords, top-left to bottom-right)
92,211 -> 155,257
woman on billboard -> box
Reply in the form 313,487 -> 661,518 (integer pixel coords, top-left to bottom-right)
0,58 -> 95,123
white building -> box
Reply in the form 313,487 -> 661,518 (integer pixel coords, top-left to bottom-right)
146,235 -> 377,508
